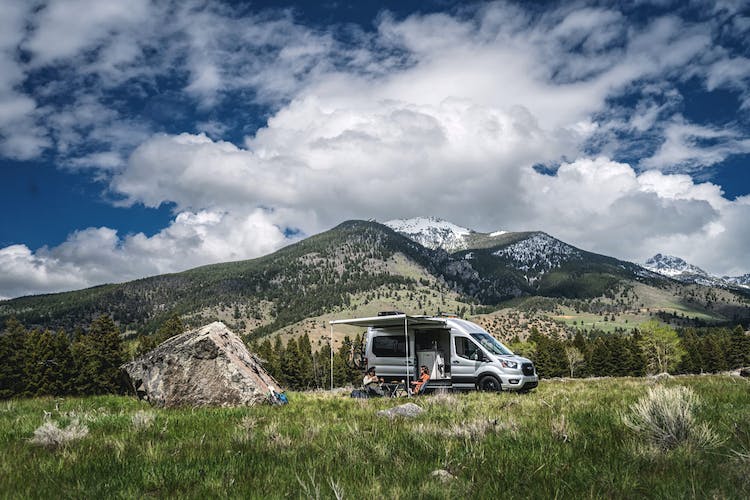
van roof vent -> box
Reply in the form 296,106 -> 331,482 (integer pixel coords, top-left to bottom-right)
377,311 -> 404,316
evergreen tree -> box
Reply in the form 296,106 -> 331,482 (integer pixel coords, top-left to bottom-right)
281,338 -> 303,390
296,334 -> 315,390
702,334 -> 728,373
24,329 -> 57,397
588,337 -> 614,376
626,334 -> 646,377
315,344 -> 333,389
0,318 -> 28,398
50,330 -> 76,395
74,315 -> 126,395
533,336 -> 567,378
729,325 -> 750,369
270,337 -> 285,384
678,330 -> 703,374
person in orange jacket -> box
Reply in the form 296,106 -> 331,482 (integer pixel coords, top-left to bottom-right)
411,365 -> 430,395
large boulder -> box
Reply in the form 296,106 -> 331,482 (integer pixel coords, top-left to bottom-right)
121,322 -> 282,408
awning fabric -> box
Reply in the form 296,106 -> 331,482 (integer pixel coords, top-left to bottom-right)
329,314 -> 447,329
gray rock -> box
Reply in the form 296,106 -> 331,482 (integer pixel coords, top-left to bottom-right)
376,402 -> 424,419
121,322 -> 281,408
431,469 -> 455,483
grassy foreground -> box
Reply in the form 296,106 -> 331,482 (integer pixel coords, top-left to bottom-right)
1,376 -> 749,499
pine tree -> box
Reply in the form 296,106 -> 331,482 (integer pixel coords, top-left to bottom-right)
50,330 -> 75,395
678,330 -> 702,374
315,344 -> 333,389
588,337 -> 613,376
24,329 -> 56,397
296,334 -> 315,390
729,325 -> 750,369
626,334 -> 646,376
281,338 -> 302,390
0,318 -> 28,398
702,334 -> 728,373
269,336 -> 285,384
74,315 -> 126,395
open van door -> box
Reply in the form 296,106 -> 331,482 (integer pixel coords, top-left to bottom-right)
451,336 -> 484,389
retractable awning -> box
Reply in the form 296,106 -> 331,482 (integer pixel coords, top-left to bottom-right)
328,314 -> 448,391
329,314 -> 447,329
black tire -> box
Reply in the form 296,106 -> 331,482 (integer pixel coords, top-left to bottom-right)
478,375 -> 502,392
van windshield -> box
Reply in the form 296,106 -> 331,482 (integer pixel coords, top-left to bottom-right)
470,333 -> 514,356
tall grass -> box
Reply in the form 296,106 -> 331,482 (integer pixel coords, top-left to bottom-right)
0,376 -> 748,498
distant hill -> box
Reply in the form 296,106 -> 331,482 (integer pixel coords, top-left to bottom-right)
1,219 -> 749,338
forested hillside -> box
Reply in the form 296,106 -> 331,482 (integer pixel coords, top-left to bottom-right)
1,220 -> 749,344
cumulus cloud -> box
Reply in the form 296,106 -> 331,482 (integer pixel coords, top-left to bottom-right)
1,1 -> 749,297
0,209 -> 286,299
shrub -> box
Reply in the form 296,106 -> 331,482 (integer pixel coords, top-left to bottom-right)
622,385 -> 720,451
131,410 -> 156,431
30,419 -> 89,449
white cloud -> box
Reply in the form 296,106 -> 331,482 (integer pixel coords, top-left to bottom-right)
0,0 -> 50,159
1,1 -> 750,298
24,0 -> 152,65
640,117 -> 750,170
0,208 -> 287,299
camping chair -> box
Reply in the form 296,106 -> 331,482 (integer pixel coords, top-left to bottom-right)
411,377 -> 431,396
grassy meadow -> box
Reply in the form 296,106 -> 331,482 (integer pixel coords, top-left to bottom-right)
1,376 -> 749,499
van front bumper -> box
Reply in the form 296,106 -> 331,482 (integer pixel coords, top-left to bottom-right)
501,375 -> 539,391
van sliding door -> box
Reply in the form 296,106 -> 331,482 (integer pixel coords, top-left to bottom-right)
451,336 -> 482,388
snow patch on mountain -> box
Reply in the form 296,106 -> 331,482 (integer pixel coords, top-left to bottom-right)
489,230 -> 508,237
493,233 -> 581,277
643,254 -> 708,278
644,254 -> 749,288
384,217 -> 472,252
724,274 -> 750,288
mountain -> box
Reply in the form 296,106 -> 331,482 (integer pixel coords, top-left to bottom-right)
1,219 -> 748,338
644,254 -> 749,289
384,217 -> 473,252
724,274 -> 750,288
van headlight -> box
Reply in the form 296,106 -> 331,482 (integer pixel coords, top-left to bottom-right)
500,359 -> 518,369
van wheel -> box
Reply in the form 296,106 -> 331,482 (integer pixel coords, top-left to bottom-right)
478,375 -> 502,392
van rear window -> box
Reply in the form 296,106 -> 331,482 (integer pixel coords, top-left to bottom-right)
372,336 -> 407,357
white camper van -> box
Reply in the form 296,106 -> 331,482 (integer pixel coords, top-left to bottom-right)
330,312 -> 538,393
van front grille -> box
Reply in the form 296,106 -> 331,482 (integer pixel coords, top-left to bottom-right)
522,363 -> 534,376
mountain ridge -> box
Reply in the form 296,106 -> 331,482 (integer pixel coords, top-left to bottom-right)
644,253 -> 749,290
1,218 -> 748,337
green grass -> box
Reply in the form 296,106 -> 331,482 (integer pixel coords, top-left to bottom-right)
1,377 -> 749,498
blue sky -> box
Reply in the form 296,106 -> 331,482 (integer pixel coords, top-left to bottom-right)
0,0 -> 749,298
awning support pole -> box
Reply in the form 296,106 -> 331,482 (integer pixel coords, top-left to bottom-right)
404,315 -> 409,392
330,323 -> 334,391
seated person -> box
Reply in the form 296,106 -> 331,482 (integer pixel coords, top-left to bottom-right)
363,367 -> 384,397
410,365 -> 431,395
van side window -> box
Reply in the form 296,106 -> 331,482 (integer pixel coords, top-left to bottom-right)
455,337 -> 479,360
372,336 -> 407,357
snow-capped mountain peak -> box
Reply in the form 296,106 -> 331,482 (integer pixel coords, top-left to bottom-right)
643,254 -> 709,278
384,217 -> 472,252
643,254 -> 749,289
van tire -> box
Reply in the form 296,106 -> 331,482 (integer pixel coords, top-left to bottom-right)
478,375 -> 502,392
